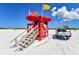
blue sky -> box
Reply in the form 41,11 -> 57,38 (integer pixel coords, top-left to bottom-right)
0,3 -> 79,28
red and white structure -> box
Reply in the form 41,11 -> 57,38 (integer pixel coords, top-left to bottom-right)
11,11 -> 51,51
26,11 -> 51,41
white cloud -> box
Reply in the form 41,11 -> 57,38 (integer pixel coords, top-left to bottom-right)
51,6 -> 79,21
51,6 -> 57,11
72,8 -> 74,11
52,11 -> 57,16
75,8 -> 79,13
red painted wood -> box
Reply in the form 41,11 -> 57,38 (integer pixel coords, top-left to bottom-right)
26,15 -> 51,23
26,14 -> 51,41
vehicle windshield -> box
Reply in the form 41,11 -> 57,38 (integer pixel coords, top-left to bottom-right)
62,30 -> 67,32
57,29 -> 67,32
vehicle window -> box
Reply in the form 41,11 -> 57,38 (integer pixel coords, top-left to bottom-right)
62,30 -> 67,32
57,29 -> 67,32
57,29 -> 62,32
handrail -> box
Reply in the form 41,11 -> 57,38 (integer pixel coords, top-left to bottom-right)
16,26 -> 39,50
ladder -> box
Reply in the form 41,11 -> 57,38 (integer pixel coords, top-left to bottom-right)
11,24 -> 39,51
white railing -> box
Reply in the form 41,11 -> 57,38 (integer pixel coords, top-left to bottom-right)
15,25 -> 39,51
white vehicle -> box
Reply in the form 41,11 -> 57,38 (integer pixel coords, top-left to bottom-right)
53,28 -> 71,40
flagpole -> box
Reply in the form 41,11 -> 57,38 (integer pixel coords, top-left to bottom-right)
41,4 -> 44,23
39,4 -> 44,40
29,10 -> 30,15
41,4 -> 44,17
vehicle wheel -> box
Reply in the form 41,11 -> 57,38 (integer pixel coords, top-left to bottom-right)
65,37 -> 69,40
66,37 -> 70,40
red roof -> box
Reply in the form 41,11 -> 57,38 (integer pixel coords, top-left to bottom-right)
26,15 -> 38,22
26,15 -> 51,22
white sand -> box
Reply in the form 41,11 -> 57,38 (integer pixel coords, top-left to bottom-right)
0,29 -> 79,55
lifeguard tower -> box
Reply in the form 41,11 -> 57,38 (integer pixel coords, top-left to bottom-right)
27,11 -> 51,41
11,11 -> 51,51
